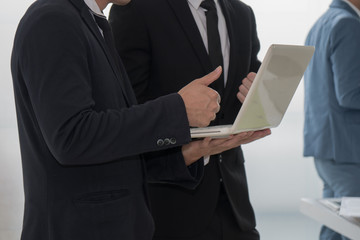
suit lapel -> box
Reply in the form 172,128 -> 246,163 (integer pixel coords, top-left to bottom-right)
68,0 -> 134,105
169,0 -> 247,106
167,0 -> 213,74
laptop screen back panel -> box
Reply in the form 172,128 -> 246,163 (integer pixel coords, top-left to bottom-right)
230,44 -> 315,133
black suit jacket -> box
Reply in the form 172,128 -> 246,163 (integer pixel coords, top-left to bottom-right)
11,0 -> 204,239
109,0 -> 261,238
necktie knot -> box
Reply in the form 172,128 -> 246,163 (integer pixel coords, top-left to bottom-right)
93,14 -> 111,33
91,12 -> 121,69
200,0 -> 217,12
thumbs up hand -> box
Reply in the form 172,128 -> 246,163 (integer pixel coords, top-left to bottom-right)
178,66 -> 222,127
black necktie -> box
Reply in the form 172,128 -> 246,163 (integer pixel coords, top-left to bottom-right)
200,0 -> 224,97
93,13 -> 119,66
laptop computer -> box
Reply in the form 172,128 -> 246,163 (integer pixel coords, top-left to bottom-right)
190,44 -> 315,138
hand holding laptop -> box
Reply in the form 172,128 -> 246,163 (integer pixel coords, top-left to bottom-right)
182,128 -> 271,166
182,69 -> 272,166
181,69 -> 271,166
238,72 -> 256,103
190,44 -> 315,138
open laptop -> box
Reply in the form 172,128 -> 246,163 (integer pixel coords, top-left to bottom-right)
190,44 -> 315,138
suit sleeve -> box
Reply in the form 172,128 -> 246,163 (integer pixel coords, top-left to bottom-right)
16,9 -> 192,166
330,17 -> 360,109
145,147 -> 204,189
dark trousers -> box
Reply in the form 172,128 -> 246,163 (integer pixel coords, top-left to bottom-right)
155,185 -> 260,240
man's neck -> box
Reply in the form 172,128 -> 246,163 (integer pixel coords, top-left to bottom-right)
95,0 -> 108,11
348,0 -> 360,10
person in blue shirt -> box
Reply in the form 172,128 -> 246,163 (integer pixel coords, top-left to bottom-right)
304,0 -> 360,239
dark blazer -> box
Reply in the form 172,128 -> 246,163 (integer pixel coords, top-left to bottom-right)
109,0 -> 261,238
11,0 -> 204,239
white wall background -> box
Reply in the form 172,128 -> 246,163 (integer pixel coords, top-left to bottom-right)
0,0 -> 332,239
1,1 -> 33,239
240,0 -> 330,213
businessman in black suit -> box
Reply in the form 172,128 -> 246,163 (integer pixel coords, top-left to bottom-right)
9,0 -> 240,239
109,0 -> 268,239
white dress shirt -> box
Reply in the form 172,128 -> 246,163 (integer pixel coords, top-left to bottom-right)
84,0 -> 104,16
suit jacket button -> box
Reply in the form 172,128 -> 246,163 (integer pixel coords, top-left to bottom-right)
164,138 -> 170,145
170,138 -> 176,144
157,139 -> 164,147
219,154 -> 223,163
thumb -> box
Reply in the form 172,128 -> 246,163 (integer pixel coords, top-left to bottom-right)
196,66 -> 222,86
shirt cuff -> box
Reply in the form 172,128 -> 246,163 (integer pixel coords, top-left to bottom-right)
204,155 -> 210,165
